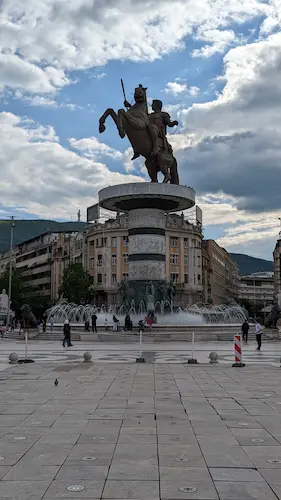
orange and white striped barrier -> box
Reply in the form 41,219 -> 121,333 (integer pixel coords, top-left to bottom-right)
232,334 -> 245,367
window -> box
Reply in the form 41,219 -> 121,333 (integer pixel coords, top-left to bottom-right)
184,238 -> 189,248
89,257 -> 94,268
112,254 -> 117,265
111,237 -> 117,247
112,273 -> 117,283
123,236 -> 129,245
170,237 -> 178,248
123,273 -> 128,280
194,274 -> 196,285
170,273 -> 178,283
90,240 -> 95,248
193,255 -> 195,267
198,274 -> 201,282
97,254 -> 102,265
97,273 -> 102,283
123,254 -> 128,264
184,274 -> 188,283
170,254 -> 178,265
197,256 -> 201,267
112,294 -> 117,302
184,255 -> 188,266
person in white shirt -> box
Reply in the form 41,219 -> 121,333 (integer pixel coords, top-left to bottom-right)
254,320 -> 263,351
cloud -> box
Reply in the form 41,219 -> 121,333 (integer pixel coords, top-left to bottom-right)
0,112 -> 143,219
164,81 -> 200,97
0,0 -> 273,99
191,29 -> 236,58
69,136 -> 123,160
169,33 -> 281,216
0,53 -> 69,94
164,81 -> 188,96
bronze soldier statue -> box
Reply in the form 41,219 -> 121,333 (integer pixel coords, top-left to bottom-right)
99,82 -> 180,184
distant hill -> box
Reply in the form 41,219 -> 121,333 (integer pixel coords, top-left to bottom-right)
230,253 -> 274,275
0,219 -> 87,252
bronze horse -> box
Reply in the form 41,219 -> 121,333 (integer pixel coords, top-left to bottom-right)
99,85 -> 179,184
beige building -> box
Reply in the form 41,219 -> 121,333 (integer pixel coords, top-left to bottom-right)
51,232 -> 86,301
202,240 -> 239,304
0,231 -> 86,304
239,272 -> 274,305
16,232 -> 56,302
86,212 -> 203,307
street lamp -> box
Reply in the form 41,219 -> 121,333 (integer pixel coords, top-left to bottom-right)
7,216 -> 15,329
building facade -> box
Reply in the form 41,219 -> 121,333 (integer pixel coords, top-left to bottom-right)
0,231 -> 86,305
51,232 -> 86,301
86,212 -> 203,307
239,272 -> 275,305
202,240 -> 239,304
274,237 -> 281,296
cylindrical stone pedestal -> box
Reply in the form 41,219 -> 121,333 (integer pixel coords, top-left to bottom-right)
128,208 -> 166,282
99,183 -> 195,306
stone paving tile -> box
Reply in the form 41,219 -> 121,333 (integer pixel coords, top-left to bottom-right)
55,465 -> 109,480
214,480 -> 277,499
108,461 -> 159,480
209,468 -> 265,482
102,480 -> 159,499
242,445 -> 281,468
0,479 -> 51,499
3,464 -> 60,481
45,479 -> 104,498
160,467 -> 218,500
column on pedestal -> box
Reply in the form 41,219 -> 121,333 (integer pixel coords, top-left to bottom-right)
128,208 -> 166,281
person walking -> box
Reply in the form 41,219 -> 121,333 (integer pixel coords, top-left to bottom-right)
255,320 -> 263,351
242,320 -> 249,343
63,319 -> 73,347
91,313 -> 97,333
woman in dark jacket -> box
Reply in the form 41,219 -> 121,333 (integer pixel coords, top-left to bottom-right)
63,319 -> 73,347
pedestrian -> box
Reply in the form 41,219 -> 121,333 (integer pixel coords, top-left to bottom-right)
112,315 -> 119,332
124,314 -> 131,331
0,324 -> 5,339
255,320 -> 263,351
242,319 -> 249,343
84,320 -> 90,332
146,315 -> 153,331
50,317 -> 54,332
104,318 -> 109,332
63,319 -> 73,347
91,313 -> 97,333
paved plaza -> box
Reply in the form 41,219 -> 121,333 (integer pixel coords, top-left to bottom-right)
0,342 -> 281,498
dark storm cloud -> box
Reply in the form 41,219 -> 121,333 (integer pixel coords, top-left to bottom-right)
178,130 -> 281,213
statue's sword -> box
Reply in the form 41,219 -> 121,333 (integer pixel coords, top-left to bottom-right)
121,79 -> 127,102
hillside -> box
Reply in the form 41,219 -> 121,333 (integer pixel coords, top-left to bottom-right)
230,253 -> 274,275
0,219 -> 87,252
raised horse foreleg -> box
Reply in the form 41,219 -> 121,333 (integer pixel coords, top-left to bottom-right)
99,108 -> 119,134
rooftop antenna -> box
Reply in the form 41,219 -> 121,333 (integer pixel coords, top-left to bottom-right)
77,209 -> 81,222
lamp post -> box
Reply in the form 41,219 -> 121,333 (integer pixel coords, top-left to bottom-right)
7,216 -> 15,330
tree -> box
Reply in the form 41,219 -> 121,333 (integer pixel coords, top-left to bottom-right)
59,263 -> 92,304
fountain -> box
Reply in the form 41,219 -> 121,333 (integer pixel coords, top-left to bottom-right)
46,299 -> 246,326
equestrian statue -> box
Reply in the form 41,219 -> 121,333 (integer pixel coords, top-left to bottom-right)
99,82 -> 180,184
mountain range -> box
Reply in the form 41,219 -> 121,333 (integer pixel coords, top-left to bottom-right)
229,253 -> 273,275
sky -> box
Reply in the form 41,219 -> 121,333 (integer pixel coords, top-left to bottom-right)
1,0 -> 281,260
